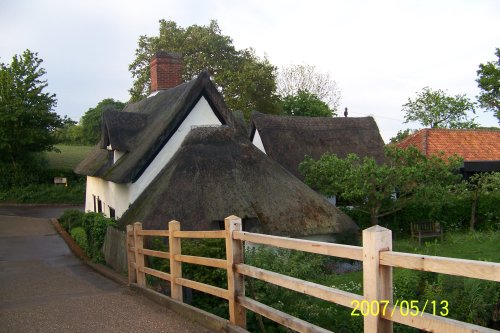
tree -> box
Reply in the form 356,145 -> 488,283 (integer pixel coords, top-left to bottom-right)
476,48 -> 500,123
389,128 -> 416,144
277,64 -> 341,111
299,146 -> 462,226
0,50 -> 60,165
129,20 -> 281,118
463,172 -> 500,231
402,87 -> 477,128
55,117 -> 85,145
80,98 -> 125,145
281,90 -> 335,117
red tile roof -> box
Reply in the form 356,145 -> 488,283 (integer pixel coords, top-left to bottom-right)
395,128 -> 500,161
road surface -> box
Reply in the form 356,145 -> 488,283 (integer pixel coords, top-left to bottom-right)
0,213 -> 211,332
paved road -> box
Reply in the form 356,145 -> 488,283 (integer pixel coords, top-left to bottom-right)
0,204 -> 84,219
0,214 -> 211,333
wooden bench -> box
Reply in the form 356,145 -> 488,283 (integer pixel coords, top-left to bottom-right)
411,221 -> 443,246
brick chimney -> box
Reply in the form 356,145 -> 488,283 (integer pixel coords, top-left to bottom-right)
150,52 -> 183,92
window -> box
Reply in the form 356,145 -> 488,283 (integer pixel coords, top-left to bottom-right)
93,195 -> 97,212
109,207 -> 115,219
97,198 -> 102,213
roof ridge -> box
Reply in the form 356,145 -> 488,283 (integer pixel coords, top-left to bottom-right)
426,127 -> 500,133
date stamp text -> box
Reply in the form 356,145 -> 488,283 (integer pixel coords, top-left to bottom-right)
351,300 -> 449,317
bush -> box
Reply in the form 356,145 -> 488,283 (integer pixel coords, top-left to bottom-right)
423,275 -> 500,326
0,182 -> 86,204
244,247 -> 338,332
70,227 -> 88,253
59,209 -> 85,230
477,192 -> 500,231
81,212 -> 116,262
0,156 -> 49,190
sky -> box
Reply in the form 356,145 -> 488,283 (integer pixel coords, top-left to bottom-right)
1,0 -> 499,142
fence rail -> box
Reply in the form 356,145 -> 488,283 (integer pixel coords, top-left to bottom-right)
126,216 -> 499,333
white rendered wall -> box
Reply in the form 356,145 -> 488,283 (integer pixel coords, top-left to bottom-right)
85,97 -> 221,219
252,129 -> 267,154
84,176 -> 130,218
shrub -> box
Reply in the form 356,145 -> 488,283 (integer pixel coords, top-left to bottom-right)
0,157 -> 48,190
59,209 -> 85,230
70,227 -> 88,253
477,192 -> 500,231
422,275 -> 500,326
81,212 -> 116,262
0,181 -> 85,204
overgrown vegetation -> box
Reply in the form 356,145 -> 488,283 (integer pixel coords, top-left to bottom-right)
59,210 -> 116,263
0,158 -> 86,204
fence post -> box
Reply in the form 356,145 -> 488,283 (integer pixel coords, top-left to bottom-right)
169,220 -> 183,302
363,225 -> 393,333
225,215 -> 246,328
126,224 -> 136,284
133,222 -> 146,287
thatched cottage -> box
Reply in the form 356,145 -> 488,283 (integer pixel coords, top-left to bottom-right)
75,52 -> 357,237
250,112 -> 386,180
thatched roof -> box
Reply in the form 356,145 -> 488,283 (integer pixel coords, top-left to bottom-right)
75,71 -> 238,183
118,127 -> 357,237
100,111 -> 147,151
250,112 -> 386,180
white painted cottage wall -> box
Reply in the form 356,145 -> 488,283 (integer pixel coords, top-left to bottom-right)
84,176 -> 130,217
252,129 -> 267,154
85,97 -> 221,219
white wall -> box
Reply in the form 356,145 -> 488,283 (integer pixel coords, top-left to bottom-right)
85,96 -> 221,219
252,129 -> 267,154
84,176 -> 130,217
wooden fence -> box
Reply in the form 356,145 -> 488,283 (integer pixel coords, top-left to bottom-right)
126,216 -> 500,333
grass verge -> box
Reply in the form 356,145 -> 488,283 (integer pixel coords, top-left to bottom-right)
45,144 -> 93,169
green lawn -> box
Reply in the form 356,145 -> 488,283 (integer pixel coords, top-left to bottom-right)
393,231 -> 500,262
322,231 -> 500,289
45,144 -> 93,169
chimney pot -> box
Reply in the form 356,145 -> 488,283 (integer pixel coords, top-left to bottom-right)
150,52 -> 183,92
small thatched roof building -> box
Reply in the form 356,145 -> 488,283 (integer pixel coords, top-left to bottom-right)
118,127 -> 357,237
250,112 -> 386,180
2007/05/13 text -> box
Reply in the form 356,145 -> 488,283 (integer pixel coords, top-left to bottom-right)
351,300 -> 449,317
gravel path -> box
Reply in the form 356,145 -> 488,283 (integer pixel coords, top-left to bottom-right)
0,214 -> 211,333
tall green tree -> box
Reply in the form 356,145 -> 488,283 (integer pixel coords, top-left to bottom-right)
476,48 -> 500,123
282,90 -> 335,117
80,98 -> 125,145
129,20 -> 281,118
299,146 -> 462,226
403,87 -> 477,128
0,50 -> 60,165
55,117 -> 85,145
462,172 -> 500,231
389,128 -> 416,144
